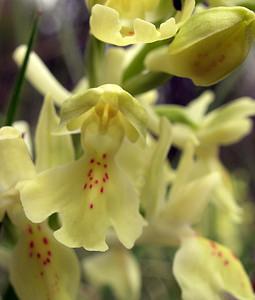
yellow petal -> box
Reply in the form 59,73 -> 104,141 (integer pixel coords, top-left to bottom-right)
173,236 -> 255,300
13,45 -> 71,106
35,96 -> 74,172
0,127 -> 35,192
83,248 -> 141,300
10,222 -> 80,300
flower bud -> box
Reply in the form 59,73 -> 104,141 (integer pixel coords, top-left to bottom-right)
146,6 -> 255,86
209,0 -> 255,9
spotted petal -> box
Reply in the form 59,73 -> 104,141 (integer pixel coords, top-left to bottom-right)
173,236 -> 255,300
19,150 -> 145,251
10,222 -> 80,300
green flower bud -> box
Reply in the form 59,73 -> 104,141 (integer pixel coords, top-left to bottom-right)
209,0 -> 255,10
146,6 -> 255,86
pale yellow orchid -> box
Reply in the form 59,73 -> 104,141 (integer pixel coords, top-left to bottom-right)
174,235 -> 255,300
18,84 -> 148,251
155,92 -> 255,223
138,120 -> 219,246
0,96 -> 80,300
89,0 -> 195,46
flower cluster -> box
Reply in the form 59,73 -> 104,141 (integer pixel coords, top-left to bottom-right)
1,1 -> 255,299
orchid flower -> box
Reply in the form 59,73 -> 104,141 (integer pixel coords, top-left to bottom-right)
137,119 -> 219,246
83,245 -> 141,300
88,0 -> 195,46
173,235 -> 255,300
18,84 -> 147,251
0,96 -> 80,300
156,92 -> 255,222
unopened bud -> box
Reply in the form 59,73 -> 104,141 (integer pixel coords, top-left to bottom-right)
146,6 -> 255,86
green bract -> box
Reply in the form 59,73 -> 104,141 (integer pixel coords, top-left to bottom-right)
89,0 -> 195,46
146,6 -> 255,86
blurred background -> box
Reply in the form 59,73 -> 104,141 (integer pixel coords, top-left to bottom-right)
1,0 -> 255,299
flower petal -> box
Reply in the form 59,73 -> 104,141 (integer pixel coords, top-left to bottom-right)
18,157 -> 110,251
83,248 -> 141,300
173,236 -> 255,300
13,121 -> 33,154
204,97 -> 255,127
141,117 -> 172,219
90,5 -> 178,46
186,90 -> 215,123
13,45 -> 71,106
0,127 -> 35,192
199,119 -> 252,146
10,222 -> 80,300
162,172 -> 220,225
35,96 -> 74,172
105,163 -> 146,249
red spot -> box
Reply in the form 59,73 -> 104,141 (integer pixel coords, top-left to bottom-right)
89,177 -> 93,181
97,162 -> 101,166
89,203 -> 94,209
102,154 -> 107,159
29,241 -> 34,248
217,251 -> 222,257
95,180 -> 99,184
127,31 -> 134,36
89,184 -> 93,189
90,159 -> 95,164
43,261 -> 47,266
104,164 -> 108,168
29,252 -> 33,258
88,169 -> 93,176
48,251 -> 52,256
100,187 -> 104,193
46,258 -> 51,263
40,271 -> 44,277
83,183 -> 87,190
105,173 -> 109,180
43,237 -> 49,245
103,178 -> 106,183
224,260 -> 229,266
37,253 -> 41,259
210,241 -> 217,249
28,226 -> 33,234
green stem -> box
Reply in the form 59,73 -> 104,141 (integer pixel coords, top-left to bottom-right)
122,72 -> 171,96
4,13 -> 40,126
85,35 -> 105,88
122,39 -> 170,83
